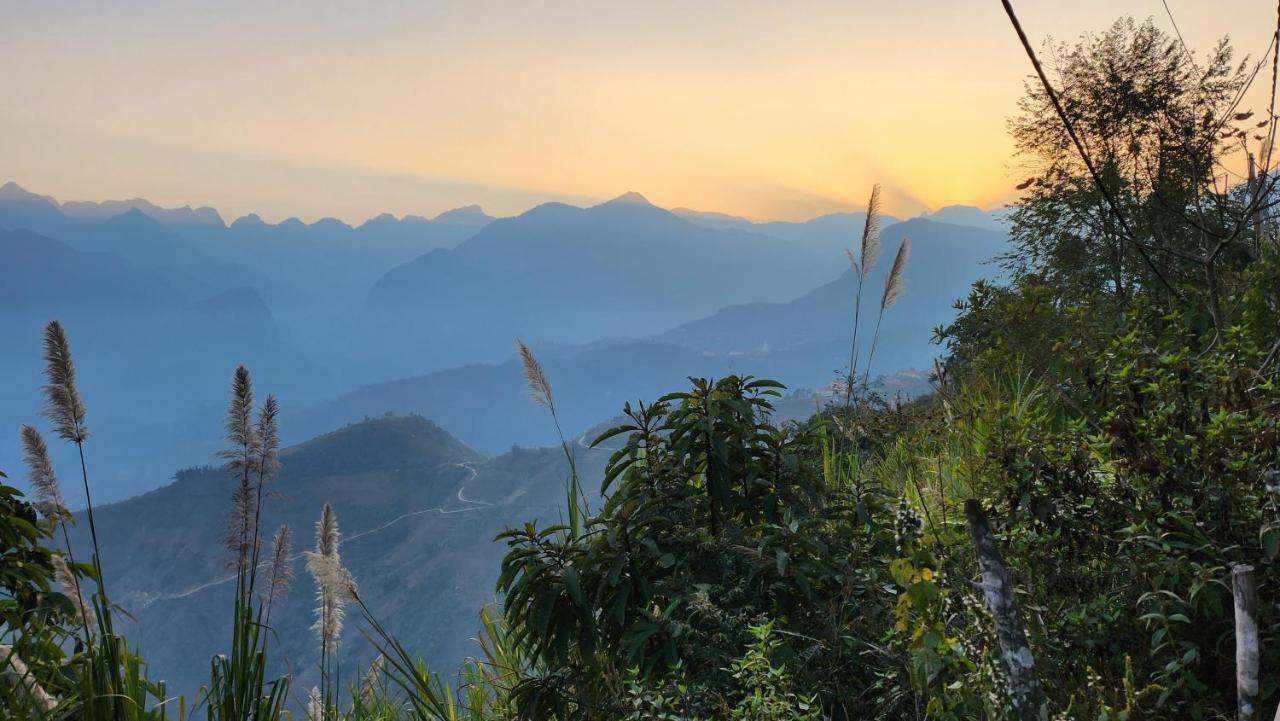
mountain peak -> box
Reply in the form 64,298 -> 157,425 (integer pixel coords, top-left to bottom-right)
606,191 -> 652,206
280,413 -> 481,475
310,217 -> 352,231
112,207 -> 154,222
432,204 -> 492,225
229,213 -> 267,230
0,181 -> 58,206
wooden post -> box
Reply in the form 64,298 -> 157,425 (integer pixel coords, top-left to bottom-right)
1234,564 -> 1260,721
965,499 -> 1047,721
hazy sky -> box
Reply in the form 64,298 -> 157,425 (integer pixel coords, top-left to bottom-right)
0,1 -> 1274,223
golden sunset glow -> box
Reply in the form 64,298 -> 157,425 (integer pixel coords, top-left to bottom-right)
0,1 -> 1273,222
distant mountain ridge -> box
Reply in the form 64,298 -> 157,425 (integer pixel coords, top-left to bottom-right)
657,217 -> 1009,363
2,180 -> 1010,502
356,191 -> 832,378
0,181 -> 496,305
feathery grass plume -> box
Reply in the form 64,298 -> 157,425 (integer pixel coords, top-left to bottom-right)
262,524 -> 294,609
880,237 -> 911,311
41,321 -> 88,443
224,477 -> 256,568
862,237 -> 911,392
854,183 -> 882,278
359,655 -> 384,703
255,395 -> 281,480
52,554 -> 94,633
308,503 -> 347,650
315,502 -> 339,558
39,321 -> 111,618
517,339 -> 554,410
218,367 -> 261,571
307,686 -> 323,721
844,184 -> 884,406
516,338 -> 586,540
305,550 -> 359,603
217,366 -> 259,473
20,425 -> 66,521
0,645 -> 58,712
245,393 -> 280,597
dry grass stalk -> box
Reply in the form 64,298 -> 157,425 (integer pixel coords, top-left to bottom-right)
52,554 -> 95,633
844,184 -> 885,406
41,321 -> 88,443
861,237 -> 911,392
881,237 -> 911,311
217,366 -> 259,473
305,550 -> 359,603
517,339 -> 554,410
306,686 -> 323,721
224,477 -> 256,568
255,395 -> 281,479
20,425 -> 66,521
854,184 -> 883,278
359,655 -> 384,703
262,524 -> 294,607
308,503 -> 349,649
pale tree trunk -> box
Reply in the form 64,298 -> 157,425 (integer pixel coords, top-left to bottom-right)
1234,564 -> 1260,721
965,499 -> 1048,721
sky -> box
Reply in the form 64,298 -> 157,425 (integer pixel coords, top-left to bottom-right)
0,1 -> 1275,224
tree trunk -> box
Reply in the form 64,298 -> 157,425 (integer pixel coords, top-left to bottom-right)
1235,564 -> 1260,721
965,499 -> 1047,721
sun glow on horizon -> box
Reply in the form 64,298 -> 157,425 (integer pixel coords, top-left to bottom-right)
0,1 -> 1273,224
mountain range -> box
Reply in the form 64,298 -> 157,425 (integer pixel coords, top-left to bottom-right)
1,180 -> 1009,502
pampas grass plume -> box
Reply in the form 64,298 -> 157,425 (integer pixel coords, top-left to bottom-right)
517,339 -> 554,410
20,425 -> 66,520
262,524 -> 294,605
41,321 -> 88,443
881,238 -> 910,311
51,554 -> 94,633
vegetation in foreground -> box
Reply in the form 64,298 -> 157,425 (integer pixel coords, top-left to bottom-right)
3,11 -> 1280,721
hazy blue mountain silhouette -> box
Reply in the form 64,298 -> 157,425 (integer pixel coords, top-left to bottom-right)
0,182 -> 69,231
658,218 -> 1010,372
0,227 -> 192,307
672,206 -> 903,261
0,181 -> 493,307
0,183 -> 252,291
918,204 -> 1010,232
0,229 -> 317,501
357,192 -> 825,378
2,182 -> 1010,502
60,196 -> 225,230
299,219 -> 1006,452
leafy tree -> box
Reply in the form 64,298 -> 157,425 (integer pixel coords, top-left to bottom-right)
1006,17 -> 1270,327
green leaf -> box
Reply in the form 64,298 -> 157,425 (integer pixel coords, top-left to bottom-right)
1263,528 -> 1280,560
889,558 -> 916,587
591,424 -> 638,447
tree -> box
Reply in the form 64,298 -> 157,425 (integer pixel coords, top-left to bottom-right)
1005,17 -> 1273,327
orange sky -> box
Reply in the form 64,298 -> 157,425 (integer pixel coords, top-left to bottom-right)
0,1 -> 1275,223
